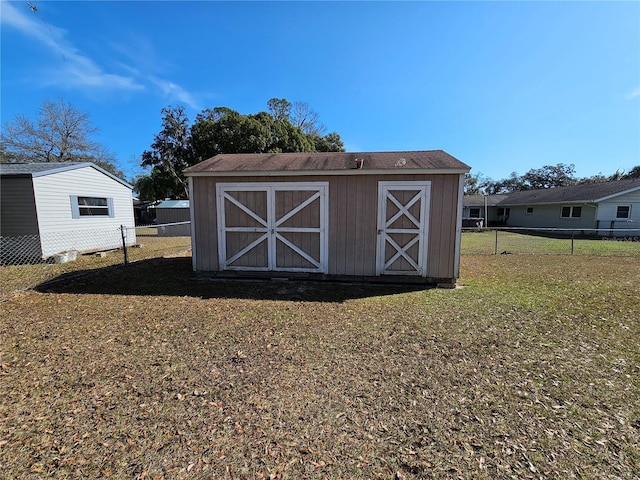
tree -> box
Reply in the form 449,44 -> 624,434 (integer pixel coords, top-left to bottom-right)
480,164 -> 579,194
267,98 -> 292,122
307,131 -> 345,152
141,106 -> 193,198
464,172 -> 486,195
622,165 -> 640,179
268,98 -> 324,136
289,101 -> 324,136
520,163 -> 577,190
483,172 -> 523,194
2,99 -> 107,163
141,99 -> 344,200
133,168 -> 182,202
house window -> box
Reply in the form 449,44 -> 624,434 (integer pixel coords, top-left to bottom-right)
526,207 -> 534,215
616,205 -> 630,219
561,206 -> 582,219
497,207 -> 510,216
71,196 -> 114,218
469,208 -> 481,218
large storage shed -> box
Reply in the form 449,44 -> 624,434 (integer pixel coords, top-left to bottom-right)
184,151 -> 470,286
0,162 -> 136,261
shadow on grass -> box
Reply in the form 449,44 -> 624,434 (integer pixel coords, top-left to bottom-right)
35,257 -> 429,302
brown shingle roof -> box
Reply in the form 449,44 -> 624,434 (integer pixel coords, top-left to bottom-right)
497,179 -> 640,205
184,150 -> 470,175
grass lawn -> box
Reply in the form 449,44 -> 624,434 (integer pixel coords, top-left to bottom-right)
0,236 -> 191,299
462,230 -> 640,256
1,255 -> 638,479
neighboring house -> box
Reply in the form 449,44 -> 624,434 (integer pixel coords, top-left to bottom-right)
184,150 -> 470,286
462,194 -> 505,227
463,179 -> 640,235
0,162 -> 136,261
155,199 -> 191,236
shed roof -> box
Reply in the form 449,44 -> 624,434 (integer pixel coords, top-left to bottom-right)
156,200 -> 190,209
184,150 -> 470,176
497,179 -> 640,206
0,162 -> 132,189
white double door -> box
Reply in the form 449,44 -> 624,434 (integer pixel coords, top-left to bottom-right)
216,182 -> 328,273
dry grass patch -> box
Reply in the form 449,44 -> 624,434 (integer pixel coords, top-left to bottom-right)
1,256 -> 638,479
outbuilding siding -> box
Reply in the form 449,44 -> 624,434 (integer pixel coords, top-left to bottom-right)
0,176 -> 39,236
1,163 -> 136,259
190,173 -> 461,280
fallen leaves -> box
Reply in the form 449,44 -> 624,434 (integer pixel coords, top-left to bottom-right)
1,255 -> 639,478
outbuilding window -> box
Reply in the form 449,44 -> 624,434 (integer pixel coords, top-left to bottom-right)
561,206 -> 582,219
469,208 -> 481,218
71,196 -> 114,218
616,205 -> 630,219
525,207 -> 534,215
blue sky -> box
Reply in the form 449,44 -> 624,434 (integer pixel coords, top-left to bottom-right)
2,1 -> 639,181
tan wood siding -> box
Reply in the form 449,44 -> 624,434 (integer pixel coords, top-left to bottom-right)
191,173 -> 462,280
191,177 -> 217,271
427,175 -> 458,278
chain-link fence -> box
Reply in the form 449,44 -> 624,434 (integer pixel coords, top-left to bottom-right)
462,228 -> 640,256
1,222 -> 191,300
3,224 -> 638,299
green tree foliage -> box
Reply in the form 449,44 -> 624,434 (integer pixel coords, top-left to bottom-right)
521,163 -> 577,190
473,162 -> 637,195
133,168 -> 183,202
482,172 -> 525,194
482,164 -> 577,194
141,106 -> 193,199
464,172 -> 486,195
622,165 -> 640,179
140,99 -> 345,200
307,132 -> 345,152
0,98 -> 125,179
190,107 -> 313,162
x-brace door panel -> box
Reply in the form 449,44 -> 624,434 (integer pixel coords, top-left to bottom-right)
376,181 -> 431,276
217,183 -> 328,273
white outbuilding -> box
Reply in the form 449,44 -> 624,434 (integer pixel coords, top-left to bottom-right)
0,162 -> 136,261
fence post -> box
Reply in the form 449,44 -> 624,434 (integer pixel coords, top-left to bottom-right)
120,225 -> 129,265
494,229 -> 498,255
571,231 -> 575,255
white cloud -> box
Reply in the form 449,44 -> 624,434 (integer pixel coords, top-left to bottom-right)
150,77 -> 201,110
626,86 -> 640,100
1,1 -> 144,92
1,1 -> 208,109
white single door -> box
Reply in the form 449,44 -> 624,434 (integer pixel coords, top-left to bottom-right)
217,182 -> 328,273
376,181 -> 431,276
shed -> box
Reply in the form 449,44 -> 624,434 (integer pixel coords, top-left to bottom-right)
185,151 -> 470,286
0,162 -> 136,262
155,199 -> 191,236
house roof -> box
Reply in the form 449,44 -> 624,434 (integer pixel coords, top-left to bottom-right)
156,200 -> 190,209
496,179 -> 640,206
0,162 -> 132,189
184,150 -> 470,176
463,194 -> 506,207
